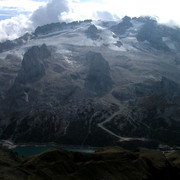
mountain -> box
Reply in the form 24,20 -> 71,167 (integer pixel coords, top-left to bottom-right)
111,16 -> 133,35
0,146 -> 180,180
0,17 -> 180,149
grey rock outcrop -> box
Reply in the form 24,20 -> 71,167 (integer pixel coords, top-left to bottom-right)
111,16 -> 133,35
2,44 -> 50,113
112,77 -> 180,102
85,25 -> 100,40
136,20 -> 169,51
85,51 -> 113,96
0,33 -> 33,53
34,20 -> 92,36
16,44 -> 50,84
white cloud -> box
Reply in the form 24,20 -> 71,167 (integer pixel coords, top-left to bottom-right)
0,0 -> 47,42
86,0 -> 180,24
94,11 -> 120,21
0,0 -> 46,12
0,14 -> 32,42
0,0 -> 180,42
61,0 -> 180,24
31,0 -> 70,27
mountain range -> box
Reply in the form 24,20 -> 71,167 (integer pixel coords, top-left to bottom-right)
0,16 -> 180,149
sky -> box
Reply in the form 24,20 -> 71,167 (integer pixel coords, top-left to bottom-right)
0,0 -> 180,42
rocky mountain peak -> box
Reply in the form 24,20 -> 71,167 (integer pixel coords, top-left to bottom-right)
16,44 -> 51,84
34,20 -> 92,36
122,16 -> 131,23
0,33 -> 33,53
85,24 -> 100,40
136,20 -> 170,51
111,16 -> 133,35
85,51 -> 113,96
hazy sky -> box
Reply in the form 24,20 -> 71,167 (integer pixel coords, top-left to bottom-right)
0,0 -> 180,41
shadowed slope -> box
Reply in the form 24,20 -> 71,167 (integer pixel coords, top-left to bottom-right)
0,147 -> 180,180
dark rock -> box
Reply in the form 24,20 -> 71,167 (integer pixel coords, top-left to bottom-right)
112,77 -> 180,102
85,51 -> 113,96
0,40 -> 15,53
115,41 -> 123,47
16,44 -> 51,83
53,64 -> 65,73
0,44 -> 50,113
133,16 -> 157,23
132,16 -> 180,51
5,54 -> 21,62
35,22 -> 66,36
0,33 -> 33,53
85,25 -> 100,40
174,56 -> 180,65
136,20 -> 170,51
34,20 -> 92,36
111,16 -> 133,35
160,76 -> 180,96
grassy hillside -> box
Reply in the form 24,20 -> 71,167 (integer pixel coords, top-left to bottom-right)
0,146 -> 180,180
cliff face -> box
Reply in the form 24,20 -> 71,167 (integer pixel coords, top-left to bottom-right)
85,51 -> 113,96
85,25 -> 100,40
111,16 -> 133,35
1,44 -> 50,114
16,44 -> 50,84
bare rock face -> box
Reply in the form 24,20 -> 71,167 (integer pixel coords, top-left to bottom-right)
85,51 -> 113,96
136,19 -> 169,51
34,20 -> 92,36
111,16 -> 133,35
16,44 -> 50,84
85,25 -> 100,40
0,33 -> 33,53
1,44 -> 51,113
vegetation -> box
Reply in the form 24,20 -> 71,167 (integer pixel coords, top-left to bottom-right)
0,146 -> 180,180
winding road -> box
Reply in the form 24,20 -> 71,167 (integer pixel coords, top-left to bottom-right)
97,109 -> 147,142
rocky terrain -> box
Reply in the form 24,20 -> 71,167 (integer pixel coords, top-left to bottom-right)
0,146 -> 180,180
0,17 -> 180,148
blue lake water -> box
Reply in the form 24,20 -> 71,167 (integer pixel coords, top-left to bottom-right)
11,146 -> 95,157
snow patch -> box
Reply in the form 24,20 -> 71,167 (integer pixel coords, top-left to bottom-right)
131,20 -> 144,31
63,55 -> 73,65
162,37 -> 176,50
24,92 -> 29,103
56,48 -> 71,54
